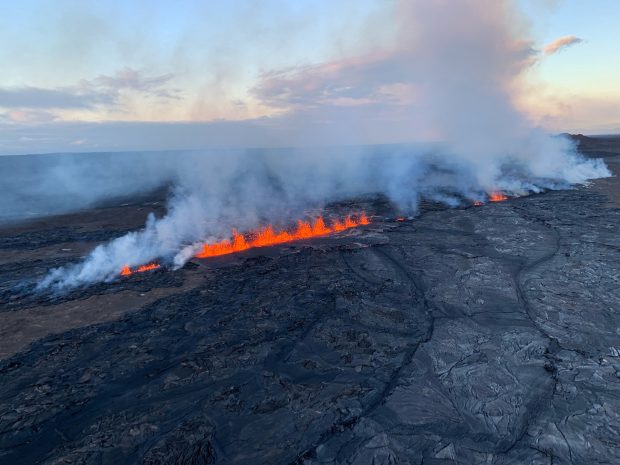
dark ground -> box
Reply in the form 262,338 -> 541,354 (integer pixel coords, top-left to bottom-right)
1,137 -> 619,464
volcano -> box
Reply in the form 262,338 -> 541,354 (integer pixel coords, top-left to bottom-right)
1,136 -> 620,464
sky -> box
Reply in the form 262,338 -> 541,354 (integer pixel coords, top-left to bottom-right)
0,0 -> 618,155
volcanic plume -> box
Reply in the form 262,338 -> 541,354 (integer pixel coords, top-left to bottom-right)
117,214 -> 370,278
120,263 -> 161,277
196,214 -> 369,259
36,0 -> 611,291
489,192 -> 509,202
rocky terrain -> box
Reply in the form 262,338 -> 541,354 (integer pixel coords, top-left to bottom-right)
1,137 -> 619,464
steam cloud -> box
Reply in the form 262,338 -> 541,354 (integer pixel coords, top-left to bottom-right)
0,151 -> 180,221
543,35 -> 583,55
37,0 -> 610,290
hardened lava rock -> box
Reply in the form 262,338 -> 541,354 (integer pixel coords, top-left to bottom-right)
0,140 -> 619,464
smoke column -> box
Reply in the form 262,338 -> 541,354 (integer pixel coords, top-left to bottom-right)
38,0 -> 610,290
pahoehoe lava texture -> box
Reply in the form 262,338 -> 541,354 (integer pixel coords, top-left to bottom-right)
1,141 -> 620,464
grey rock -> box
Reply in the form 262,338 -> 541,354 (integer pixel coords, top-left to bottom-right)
1,145 -> 619,464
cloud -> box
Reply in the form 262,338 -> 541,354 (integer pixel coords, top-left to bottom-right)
84,67 -> 180,100
0,86 -> 112,110
0,120 -> 278,155
1,109 -> 57,123
0,0 -> 549,155
0,68 -> 179,113
0,4 -> 608,155
521,88 -> 620,134
250,0 -> 537,149
0,106 -> 430,156
542,35 -> 583,55
251,53 -> 414,110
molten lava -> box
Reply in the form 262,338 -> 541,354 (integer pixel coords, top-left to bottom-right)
120,263 -> 161,276
196,213 -> 370,259
474,192 -> 508,206
119,213 -> 370,277
489,192 -> 508,202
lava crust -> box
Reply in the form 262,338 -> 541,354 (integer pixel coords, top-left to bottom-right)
1,139 -> 619,464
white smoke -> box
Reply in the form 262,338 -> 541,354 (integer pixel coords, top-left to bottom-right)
37,0 -> 610,290
0,151 -> 180,222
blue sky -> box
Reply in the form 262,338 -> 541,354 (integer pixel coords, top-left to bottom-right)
0,0 -> 618,155
521,0 -> 619,94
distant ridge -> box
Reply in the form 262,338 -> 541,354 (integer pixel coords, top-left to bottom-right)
567,133 -> 620,154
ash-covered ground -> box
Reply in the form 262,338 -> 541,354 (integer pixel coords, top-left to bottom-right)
1,137 -> 619,464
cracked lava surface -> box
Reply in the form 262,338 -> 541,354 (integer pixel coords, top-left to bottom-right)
1,138 -> 619,464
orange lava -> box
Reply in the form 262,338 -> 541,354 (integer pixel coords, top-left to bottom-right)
119,213 -> 370,277
396,217 -> 406,222
489,192 -> 508,202
196,213 -> 370,259
120,263 -> 161,276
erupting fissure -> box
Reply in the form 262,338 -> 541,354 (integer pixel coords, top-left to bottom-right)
119,213 -> 370,277
196,213 -> 370,258
474,191 -> 509,206
489,192 -> 508,202
120,263 -> 161,276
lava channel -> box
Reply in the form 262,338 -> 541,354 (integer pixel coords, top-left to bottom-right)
196,213 -> 370,258
488,192 -> 508,202
120,263 -> 161,276
119,213 -> 370,276
474,191 -> 509,206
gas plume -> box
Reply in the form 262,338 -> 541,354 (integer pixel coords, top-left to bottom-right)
37,0 -> 610,290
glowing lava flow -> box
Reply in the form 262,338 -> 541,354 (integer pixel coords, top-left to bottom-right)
474,192 -> 509,206
196,213 -> 370,259
120,263 -> 161,276
119,213 -> 370,277
488,192 -> 508,202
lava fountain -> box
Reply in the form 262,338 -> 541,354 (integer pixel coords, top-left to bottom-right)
473,191 -> 509,206
489,192 -> 508,202
196,213 -> 370,258
120,263 -> 161,276
119,213 -> 370,277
